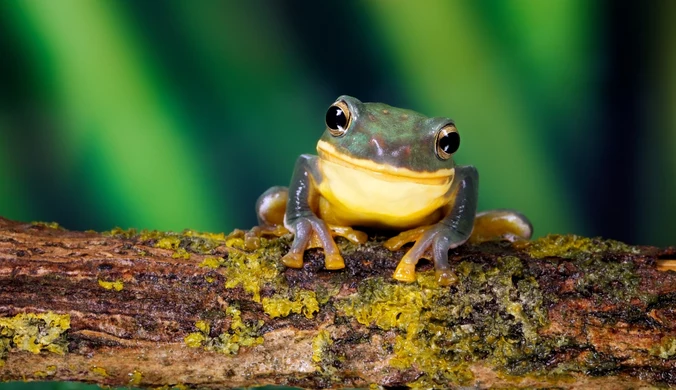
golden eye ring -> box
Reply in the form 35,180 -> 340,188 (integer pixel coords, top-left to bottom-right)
325,100 -> 351,137
435,124 -> 460,160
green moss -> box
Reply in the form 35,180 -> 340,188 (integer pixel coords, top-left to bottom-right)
650,337 -> 676,359
336,257 -> 549,388
0,312 -> 70,366
524,234 -> 639,259
98,279 -> 124,291
184,304 -> 264,355
262,290 -> 319,319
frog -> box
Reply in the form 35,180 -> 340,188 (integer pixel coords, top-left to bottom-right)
253,95 -> 532,285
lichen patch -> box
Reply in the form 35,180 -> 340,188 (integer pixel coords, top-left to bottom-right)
336,257 -> 549,388
0,312 -> 70,366
184,304 -> 264,355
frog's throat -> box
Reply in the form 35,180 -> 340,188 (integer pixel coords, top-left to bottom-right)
316,140 -> 454,185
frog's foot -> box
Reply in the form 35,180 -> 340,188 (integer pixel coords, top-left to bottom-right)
469,209 -> 533,244
386,224 -> 465,286
282,216 -> 345,270
244,224 -> 290,250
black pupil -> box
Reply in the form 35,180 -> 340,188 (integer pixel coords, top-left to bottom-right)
326,106 -> 347,130
439,132 -> 460,154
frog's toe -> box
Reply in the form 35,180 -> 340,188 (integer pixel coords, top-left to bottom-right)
281,252 -> 304,268
324,253 -> 346,270
328,225 -> 368,244
390,224 -> 467,285
244,225 -> 290,250
384,225 -> 431,251
470,209 -> 533,244
393,262 -> 417,282
435,269 -> 458,286
285,216 -> 344,271
391,228 -> 437,282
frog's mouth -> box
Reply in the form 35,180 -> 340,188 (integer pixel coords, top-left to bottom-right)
316,140 -> 454,185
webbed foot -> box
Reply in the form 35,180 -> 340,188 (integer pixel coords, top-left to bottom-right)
283,216 -> 347,270
386,224 -> 465,286
385,209 -> 532,285
244,224 -> 290,250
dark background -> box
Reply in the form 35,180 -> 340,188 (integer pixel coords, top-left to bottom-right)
0,1 -> 675,388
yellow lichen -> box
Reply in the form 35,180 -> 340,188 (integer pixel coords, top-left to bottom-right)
31,221 -> 62,229
195,320 -> 210,334
128,369 -> 143,386
338,272 -> 465,386
312,329 -> 334,373
205,276 -> 215,283
524,234 -> 638,259
183,230 -> 228,243
184,305 -> 264,355
172,248 -> 190,260
650,336 -> 676,359
98,279 -> 124,291
0,312 -> 70,364
155,236 -> 181,250
262,290 -> 319,319
34,364 -> 57,378
225,236 -> 246,249
223,250 -> 278,303
199,257 -> 224,269
91,366 -> 108,377
337,258 -> 548,388
184,332 -> 206,348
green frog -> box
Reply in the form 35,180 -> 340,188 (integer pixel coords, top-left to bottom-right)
254,96 -> 532,285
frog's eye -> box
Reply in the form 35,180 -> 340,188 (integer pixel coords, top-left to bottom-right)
435,124 -> 460,160
325,100 -> 351,137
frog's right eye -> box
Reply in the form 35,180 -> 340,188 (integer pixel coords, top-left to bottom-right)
325,100 -> 351,137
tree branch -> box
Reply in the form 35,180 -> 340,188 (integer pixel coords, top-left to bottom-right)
0,217 -> 674,389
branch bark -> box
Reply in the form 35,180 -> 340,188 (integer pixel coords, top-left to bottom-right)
0,217 -> 674,389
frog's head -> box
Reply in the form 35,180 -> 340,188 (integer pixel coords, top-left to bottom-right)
317,95 -> 459,183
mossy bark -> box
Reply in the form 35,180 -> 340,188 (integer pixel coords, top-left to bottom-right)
0,217 -> 674,389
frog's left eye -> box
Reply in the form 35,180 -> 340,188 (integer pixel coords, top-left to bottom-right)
325,100 -> 351,137
435,124 -> 460,160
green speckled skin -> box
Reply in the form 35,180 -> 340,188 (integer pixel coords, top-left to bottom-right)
319,96 -> 456,172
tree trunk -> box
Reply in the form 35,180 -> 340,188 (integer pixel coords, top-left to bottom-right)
0,217 -> 674,389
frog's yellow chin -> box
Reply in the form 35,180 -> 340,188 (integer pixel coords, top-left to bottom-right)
315,140 -> 455,229
316,140 -> 453,185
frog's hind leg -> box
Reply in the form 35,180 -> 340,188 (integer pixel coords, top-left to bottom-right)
245,187 -> 291,249
469,209 -> 533,244
256,186 -> 288,226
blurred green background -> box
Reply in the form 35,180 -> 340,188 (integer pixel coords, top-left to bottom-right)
0,0 -> 674,388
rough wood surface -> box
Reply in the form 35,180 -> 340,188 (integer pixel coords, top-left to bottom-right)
0,217 -> 675,389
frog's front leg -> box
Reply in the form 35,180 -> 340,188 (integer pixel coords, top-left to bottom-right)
388,165 -> 478,286
282,154 -> 346,270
